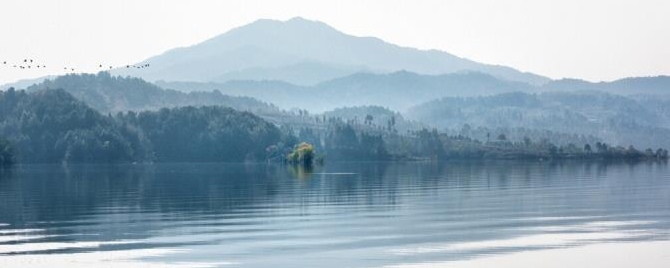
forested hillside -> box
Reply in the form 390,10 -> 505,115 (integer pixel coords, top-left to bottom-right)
27,72 -> 279,115
2,71 -> 668,164
0,88 -> 147,163
0,88 -> 284,163
407,91 -> 670,150
119,106 -> 281,162
322,105 -> 423,134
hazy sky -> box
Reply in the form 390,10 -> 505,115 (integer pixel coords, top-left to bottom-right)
1,0 -> 669,84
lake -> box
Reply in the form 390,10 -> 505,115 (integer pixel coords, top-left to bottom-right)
1,161 -> 669,267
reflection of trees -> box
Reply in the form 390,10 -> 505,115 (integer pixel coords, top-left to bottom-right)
287,164 -> 314,180
0,164 -> 286,227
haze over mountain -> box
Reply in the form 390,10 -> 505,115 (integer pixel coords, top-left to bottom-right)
406,91 -> 670,150
157,71 -> 534,112
114,17 -> 549,86
25,72 -> 279,115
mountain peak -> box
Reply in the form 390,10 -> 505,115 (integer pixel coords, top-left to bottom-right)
128,18 -> 550,86
235,17 -> 338,34
286,16 -> 310,22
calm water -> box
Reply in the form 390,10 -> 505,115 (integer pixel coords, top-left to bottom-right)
0,161 -> 669,267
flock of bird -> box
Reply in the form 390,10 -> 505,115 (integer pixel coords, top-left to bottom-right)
1,59 -> 151,73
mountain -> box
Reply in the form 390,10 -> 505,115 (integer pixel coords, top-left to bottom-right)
315,71 -> 534,110
212,61 -> 368,86
542,76 -> 670,95
25,72 -> 279,114
158,71 -> 534,112
0,76 -> 54,91
114,17 -> 550,86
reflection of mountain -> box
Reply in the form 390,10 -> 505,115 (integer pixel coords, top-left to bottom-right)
113,17 -> 549,86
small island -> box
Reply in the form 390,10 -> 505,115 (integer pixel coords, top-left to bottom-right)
286,142 -> 324,166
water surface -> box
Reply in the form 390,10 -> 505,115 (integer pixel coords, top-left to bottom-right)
0,161 -> 669,267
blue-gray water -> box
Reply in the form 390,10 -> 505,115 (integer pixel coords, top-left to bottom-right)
1,161 -> 669,267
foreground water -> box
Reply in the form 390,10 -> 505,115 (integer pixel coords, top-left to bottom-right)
0,161 -> 669,267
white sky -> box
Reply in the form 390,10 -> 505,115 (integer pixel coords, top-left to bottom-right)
1,0 -> 669,84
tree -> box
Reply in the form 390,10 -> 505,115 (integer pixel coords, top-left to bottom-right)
287,142 -> 315,166
584,143 -> 592,153
364,114 -> 374,125
497,134 -> 507,141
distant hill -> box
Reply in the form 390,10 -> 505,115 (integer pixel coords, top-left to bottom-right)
407,91 -> 670,150
0,76 -> 53,91
315,71 -> 534,110
114,17 -> 549,86
322,105 -> 424,133
158,71 -> 534,112
26,72 -> 279,114
9,72 -> 668,115
542,76 -> 670,95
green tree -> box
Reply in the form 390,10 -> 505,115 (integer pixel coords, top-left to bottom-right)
287,142 -> 315,166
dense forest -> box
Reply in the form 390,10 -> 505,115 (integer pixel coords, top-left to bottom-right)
0,88 -> 285,163
439,132 -> 668,160
0,88 -> 143,163
118,106 -> 281,162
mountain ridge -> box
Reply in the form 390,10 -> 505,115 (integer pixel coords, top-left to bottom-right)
543,75 -> 670,95
112,17 -> 550,86
157,70 -> 535,112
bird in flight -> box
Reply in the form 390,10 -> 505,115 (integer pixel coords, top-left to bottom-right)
2,58 -> 152,73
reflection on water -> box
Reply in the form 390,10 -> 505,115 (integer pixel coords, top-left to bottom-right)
0,161 -> 669,267
286,164 -> 314,180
